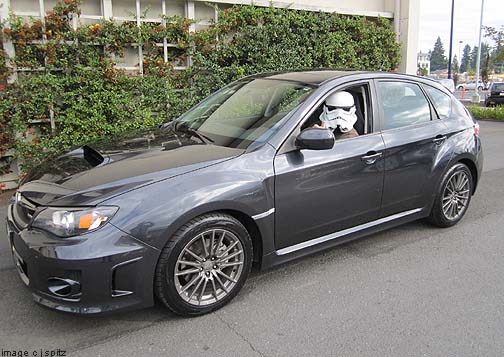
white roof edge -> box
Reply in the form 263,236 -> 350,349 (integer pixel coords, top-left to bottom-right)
196,0 -> 394,18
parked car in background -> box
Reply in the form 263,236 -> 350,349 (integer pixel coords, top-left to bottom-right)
6,71 -> 483,316
485,82 -> 504,107
457,80 -> 485,91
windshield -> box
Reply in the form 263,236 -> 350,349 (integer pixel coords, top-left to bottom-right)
174,78 -> 315,149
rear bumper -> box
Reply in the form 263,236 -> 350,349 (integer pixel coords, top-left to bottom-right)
6,204 -> 160,315
485,96 -> 504,106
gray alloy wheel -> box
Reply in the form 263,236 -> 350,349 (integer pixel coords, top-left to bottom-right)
174,229 -> 245,306
441,170 -> 471,221
155,213 -> 252,316
428,163 -> 473,228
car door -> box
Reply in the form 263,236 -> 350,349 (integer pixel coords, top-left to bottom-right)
376,80 -> 449,217
273,81 -> 385,250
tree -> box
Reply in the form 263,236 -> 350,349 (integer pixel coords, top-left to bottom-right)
470,46 -> 479,70
480,42 -> 491,82
430,36 -> 447,71
452,54 -> 459,73
484,25 -> 504,63
460,44 -> 471,73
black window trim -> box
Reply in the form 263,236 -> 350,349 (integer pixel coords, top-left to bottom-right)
374,78 -> 438,132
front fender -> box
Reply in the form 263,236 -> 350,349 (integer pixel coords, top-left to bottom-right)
103,146 -> 276,255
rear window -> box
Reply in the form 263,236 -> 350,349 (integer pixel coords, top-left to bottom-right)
377,81 -> 431,130
492,83 -> 504,91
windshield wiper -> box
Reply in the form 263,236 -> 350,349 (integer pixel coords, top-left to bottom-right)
171,121 -> 214,144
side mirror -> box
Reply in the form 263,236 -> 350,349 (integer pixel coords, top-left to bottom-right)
295,128 -> 335,150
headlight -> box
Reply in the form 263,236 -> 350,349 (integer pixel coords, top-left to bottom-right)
32,206 -> 118,237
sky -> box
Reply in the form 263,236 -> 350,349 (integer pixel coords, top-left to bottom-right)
418,0 -> 503,58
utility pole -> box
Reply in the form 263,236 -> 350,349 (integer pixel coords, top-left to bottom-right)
447,0 -> 455,79
473,0 -> 485,103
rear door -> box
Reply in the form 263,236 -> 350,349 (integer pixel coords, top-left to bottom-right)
376,80 -> 449,217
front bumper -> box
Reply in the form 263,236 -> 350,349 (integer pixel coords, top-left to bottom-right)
6,204 -> 160,315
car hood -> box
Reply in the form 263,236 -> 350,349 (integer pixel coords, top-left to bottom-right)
19,127 -> 244,206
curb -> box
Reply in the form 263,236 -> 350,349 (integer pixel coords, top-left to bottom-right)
475,118 -> 504,122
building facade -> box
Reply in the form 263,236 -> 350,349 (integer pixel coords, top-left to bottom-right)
1,0 -> 420,73
0,0 -> 420,189
417,51 -> 431,75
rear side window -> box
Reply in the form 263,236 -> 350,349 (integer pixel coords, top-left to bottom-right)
377,81 -> 431,130
424,86 -> 452,119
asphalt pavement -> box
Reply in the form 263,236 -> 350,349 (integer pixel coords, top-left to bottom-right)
1,121 -> 504,356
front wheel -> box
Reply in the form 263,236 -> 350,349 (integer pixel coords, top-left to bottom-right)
428,163 -> 473,228
457,86 -> 464,90
155,213 -> 253,316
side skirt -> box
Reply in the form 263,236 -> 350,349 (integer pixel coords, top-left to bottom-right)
260,208 -> 427,270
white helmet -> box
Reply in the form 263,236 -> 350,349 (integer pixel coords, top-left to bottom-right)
319,91 -> 357,133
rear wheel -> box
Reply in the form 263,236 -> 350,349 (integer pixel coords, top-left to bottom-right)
155,213 -> 253,316
428,163 -> 473,228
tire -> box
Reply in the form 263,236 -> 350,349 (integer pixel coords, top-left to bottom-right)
155,213 -> 253,316
428,163 -> 473,228
457,86 -> 464,90
477,86 -> 483,91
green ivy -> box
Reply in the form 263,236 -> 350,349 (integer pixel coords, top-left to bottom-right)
0,0 -> 400,174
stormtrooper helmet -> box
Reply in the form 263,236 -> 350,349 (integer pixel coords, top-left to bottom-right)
319,91 -> 357,133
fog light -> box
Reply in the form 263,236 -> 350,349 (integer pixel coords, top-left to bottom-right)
47,277 -> 81,298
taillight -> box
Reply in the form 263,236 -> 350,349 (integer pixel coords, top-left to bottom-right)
474,122 -> 480,137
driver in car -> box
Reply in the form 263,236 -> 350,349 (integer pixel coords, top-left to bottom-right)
313,91 -> 359,140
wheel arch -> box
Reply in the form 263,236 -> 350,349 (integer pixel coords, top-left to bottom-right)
159,202 -> 266,269
458,157 -> 478,194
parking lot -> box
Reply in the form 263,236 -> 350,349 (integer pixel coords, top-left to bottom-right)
1,121 -> 503,356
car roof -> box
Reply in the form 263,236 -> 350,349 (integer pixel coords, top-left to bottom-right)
249,70 -> 442,87
259,70 -> 360,86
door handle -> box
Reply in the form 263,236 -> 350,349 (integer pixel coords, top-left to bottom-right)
361,151 -> 382,165
432,135 -> 447,145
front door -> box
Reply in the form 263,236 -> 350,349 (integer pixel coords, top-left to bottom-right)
273,73 -> 386,253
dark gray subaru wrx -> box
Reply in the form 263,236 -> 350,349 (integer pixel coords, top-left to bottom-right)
6,71 -> 483,316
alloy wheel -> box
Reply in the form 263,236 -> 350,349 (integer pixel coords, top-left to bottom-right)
442,170 -> 471,221
174,229 -> 245,306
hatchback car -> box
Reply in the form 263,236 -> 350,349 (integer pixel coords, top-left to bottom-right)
6,71 -> 483,316
485,82 -> 504,107
456,80 -> 485,91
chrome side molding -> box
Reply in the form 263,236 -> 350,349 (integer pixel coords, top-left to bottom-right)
252,208 -> 275,220
276,208 -> 423,256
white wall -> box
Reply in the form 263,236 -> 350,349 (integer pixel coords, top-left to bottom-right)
1,0 -> 419,74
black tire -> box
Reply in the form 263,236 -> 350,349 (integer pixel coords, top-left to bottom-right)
457,86 -> 464,90
477,86 -> 483,91
155,213 -> 253,316
428,163 -> 473,228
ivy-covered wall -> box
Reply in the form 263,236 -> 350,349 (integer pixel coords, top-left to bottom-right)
0,0 -> 400,177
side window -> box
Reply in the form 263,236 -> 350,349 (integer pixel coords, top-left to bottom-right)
377,81 -> 431,130
300,83 -> 372,135
424,86 -> 452,119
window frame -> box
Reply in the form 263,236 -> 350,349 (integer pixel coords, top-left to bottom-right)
374,79 -> 438,132
277,79 -> 378,154
422,84 -> 453,120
